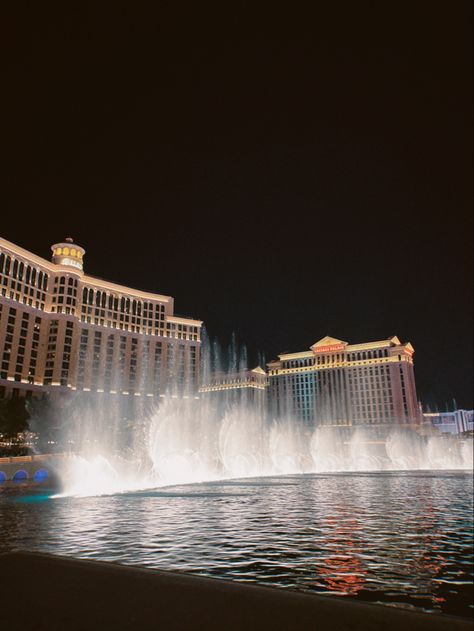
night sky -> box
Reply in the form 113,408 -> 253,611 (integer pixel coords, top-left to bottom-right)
2,4 -> 472,408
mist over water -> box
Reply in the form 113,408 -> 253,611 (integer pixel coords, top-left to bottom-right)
55,404 -> 473,497
50,337 -> 473,497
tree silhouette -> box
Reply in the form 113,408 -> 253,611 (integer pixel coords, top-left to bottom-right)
0,397 -> 30,437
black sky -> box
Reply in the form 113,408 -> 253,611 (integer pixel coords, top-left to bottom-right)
2,4 -> 472,408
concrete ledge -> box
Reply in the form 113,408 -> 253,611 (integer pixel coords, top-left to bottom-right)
0,551 -> 470,631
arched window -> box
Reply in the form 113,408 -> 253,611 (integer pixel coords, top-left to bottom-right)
96,291 -> 101,307
108,294 -> 113,310
38,271 -> 43,288
18,261 -> 24,280
83,287 -> 88,303
88,289 -> 94,305
132,300 -> 137,315
101,292 -> 106,308
12,259 -> 18,278
5,256 -> 11,275
43,273 -> 48,291
25,265 -> 31,284
0,252 -> 5,274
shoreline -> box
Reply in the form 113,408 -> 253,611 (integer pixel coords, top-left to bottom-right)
0,551 -> 471,631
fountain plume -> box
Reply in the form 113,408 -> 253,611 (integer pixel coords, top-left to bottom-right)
45,336 -> 472,497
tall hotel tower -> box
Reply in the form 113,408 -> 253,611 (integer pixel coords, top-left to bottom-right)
0,236 -> 202,400
267,336 -> 420,428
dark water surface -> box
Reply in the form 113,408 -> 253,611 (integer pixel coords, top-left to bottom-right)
0,471 -> 472,617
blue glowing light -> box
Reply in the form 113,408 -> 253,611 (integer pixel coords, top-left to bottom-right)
12,470 -> 28,482
34,469 -> 49,482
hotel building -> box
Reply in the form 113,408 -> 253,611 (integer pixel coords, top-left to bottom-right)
267,335 -> 420,428
423,410 -> 474,435
199,367 -> 268,414
0,236 -> 202,400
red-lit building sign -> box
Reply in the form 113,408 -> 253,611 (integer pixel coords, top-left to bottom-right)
313,343 -> 346,353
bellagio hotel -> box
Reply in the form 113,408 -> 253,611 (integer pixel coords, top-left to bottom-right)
0,236 -> 202,400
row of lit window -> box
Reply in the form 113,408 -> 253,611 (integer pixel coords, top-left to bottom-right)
0,253 -> 49,290
282,348 -> 392,369
53,247 -> 83,259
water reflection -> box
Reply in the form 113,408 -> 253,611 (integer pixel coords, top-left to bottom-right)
317,513 -> 367,595
0,471 -> 472,618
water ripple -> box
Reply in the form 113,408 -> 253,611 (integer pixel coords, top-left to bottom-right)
0,471 -> 472,617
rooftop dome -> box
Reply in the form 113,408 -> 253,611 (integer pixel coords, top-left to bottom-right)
51,238 -> 86,272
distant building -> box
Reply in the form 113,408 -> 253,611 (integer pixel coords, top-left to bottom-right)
423,410 -> 474,435
200,367 -> 268,413
0,236 -> 202,400
267,335 -> 420,428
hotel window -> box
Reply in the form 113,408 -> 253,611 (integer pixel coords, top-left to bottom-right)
91,331 -> 102,387
76,328 -> 89,387
129,337 -> 138,389
117,336 -> 127,389
104,335 -> 115,390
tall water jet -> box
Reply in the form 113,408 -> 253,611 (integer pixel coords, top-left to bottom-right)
148,396 -> 217,485
269,419 -> 312,474
310,426 -> 348,471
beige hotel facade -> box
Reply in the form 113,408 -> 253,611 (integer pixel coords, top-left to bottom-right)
0,236 -> 202,400
0,235 -> 422,431
267,335 -> 421,428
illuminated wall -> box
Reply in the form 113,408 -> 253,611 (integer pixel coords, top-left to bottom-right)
0,236 -> 202,399
199,367 -> 268,413
267,336 -> 421,427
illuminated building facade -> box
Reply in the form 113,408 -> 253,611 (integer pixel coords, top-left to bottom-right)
423,410 -> 474,435
267,336 -> 420,427
0,236 -> 202,400
199,367 -> 268,413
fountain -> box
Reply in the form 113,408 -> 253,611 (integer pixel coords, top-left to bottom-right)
27,336 -> 472,497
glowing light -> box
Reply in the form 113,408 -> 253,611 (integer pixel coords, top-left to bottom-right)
59,257 -> 82,269
313,343 -> 346,353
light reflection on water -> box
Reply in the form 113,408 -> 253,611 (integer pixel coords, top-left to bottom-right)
0,471 -> 472,617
